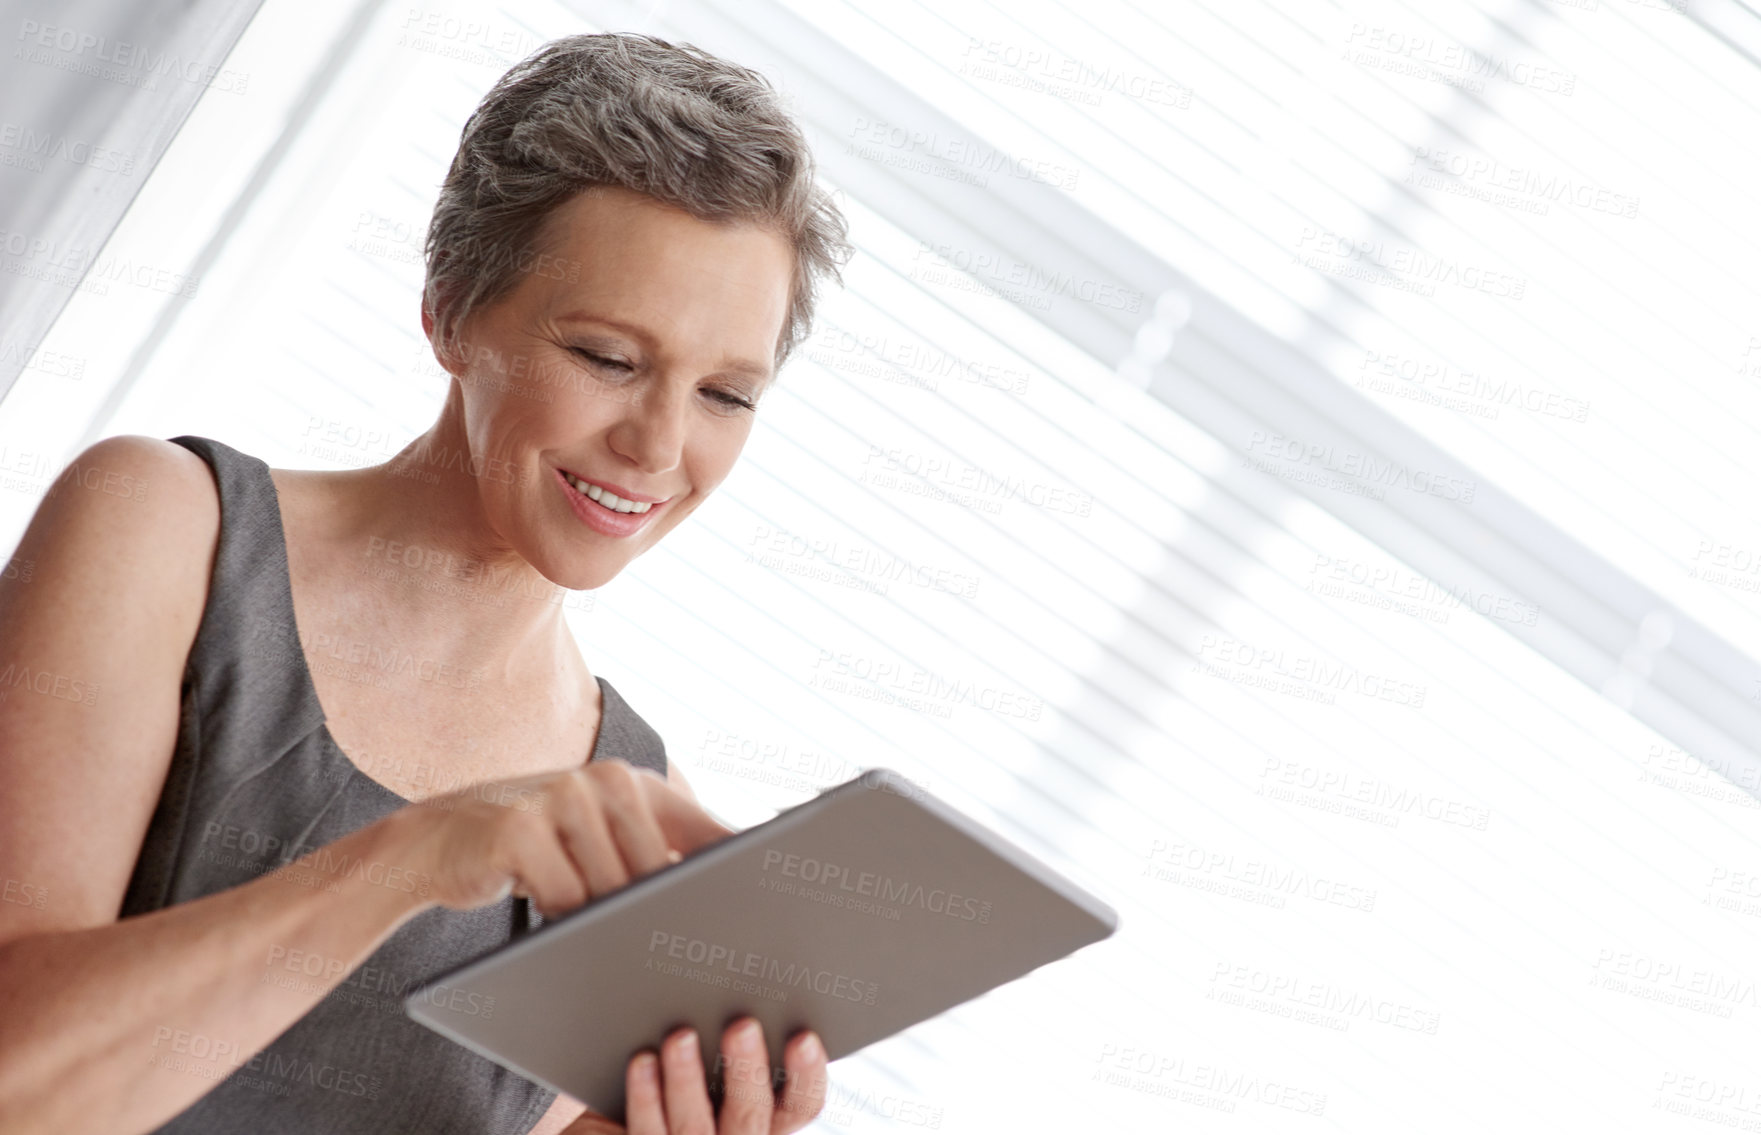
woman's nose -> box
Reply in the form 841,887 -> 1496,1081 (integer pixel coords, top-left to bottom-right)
607,381 -> 687,475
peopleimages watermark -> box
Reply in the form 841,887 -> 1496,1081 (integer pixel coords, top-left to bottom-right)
846,115 -> 1082,192
46,454 -> 148,504
1738,336 -> 1761,380
645,930 -> 880,1006
0,228 -> 198,298
0,446 -> 52,497
807,324 -> 1032,396
0,336 -> 85,380
1293,227 -> 1527,300
0,121 -> 136,175
695,729 -> 862,791
0,661 -> 99,708
198,821 -> 434,897
746,523 -> 981,600
261,943 -> 496,1018
1635,742 -> 1761,810
1355,349 -> 1589,425
957,38 -> 1191,108
1653,1071 -> 1761,1127
1145,838 -> 1377,913
395,7 -> 543,68
1242,429 -> 1478,504
1207,962 -> 1442,1035
1307,552 -> 1540,627
1341,23 -> 1578,96
1406,147 -> 1639,220
357,535 -> 593,614
1258,757 -> 1491,831
859,445 -> 1094,517
300,630 -> 485,695
315,747 -> 546,816
15,19 -> 250,94
297,418 -> 519,484
1193,633 -> 1428,709
149,1027 -> 380,1099
296,419 -> 396,470
908,240 -> 1142,313
1092,1043 -> 1328,1117
808,649 -> 1045,722
760,848 -> 992,923
391,442 -> 516,486
813,1079 -> 946,1130
1705,867 -> 1761,922
346,210 -> 423,266
1590,948 -> 1759,1019
1688,538 -> 1761,596
1,876 -> 47,910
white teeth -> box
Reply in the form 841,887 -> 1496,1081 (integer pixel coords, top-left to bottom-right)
565,472 -> 653,514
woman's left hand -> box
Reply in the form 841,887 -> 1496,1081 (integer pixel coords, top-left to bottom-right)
562,1018 -> 828,1134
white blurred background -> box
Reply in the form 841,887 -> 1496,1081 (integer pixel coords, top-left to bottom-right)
4,0 -> 1761,1131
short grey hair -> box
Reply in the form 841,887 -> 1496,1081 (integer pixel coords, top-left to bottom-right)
421,32 -> 851,376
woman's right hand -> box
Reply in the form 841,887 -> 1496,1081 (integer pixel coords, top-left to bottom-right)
385,758 -> 735,916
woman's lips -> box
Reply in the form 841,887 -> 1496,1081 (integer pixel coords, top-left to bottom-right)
559,469 -> 666,504
555,467 -> 664,537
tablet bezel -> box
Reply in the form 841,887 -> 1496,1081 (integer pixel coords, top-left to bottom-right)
403,766 -> 1118,1117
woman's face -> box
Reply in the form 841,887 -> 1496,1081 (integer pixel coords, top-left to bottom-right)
427,185 -> 795,591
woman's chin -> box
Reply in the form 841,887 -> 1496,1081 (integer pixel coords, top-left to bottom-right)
552,557 -> 628,594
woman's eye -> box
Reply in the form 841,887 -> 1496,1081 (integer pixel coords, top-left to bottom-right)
573,349 -> 633,372
568,348 -> 751,410
709,389 -> 756,412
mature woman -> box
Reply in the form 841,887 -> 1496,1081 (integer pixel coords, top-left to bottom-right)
0,32 -> 850,1135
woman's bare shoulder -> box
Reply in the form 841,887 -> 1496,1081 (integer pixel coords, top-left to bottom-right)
0,434 -> 223,942
63,434 -> 224,521
14,434 -> 223,636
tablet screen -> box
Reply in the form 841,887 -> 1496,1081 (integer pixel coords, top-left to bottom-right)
405,768 -> 1117,1123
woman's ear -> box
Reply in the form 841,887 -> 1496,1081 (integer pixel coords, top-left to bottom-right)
421,250 -> 469,376
420,280 -> 471,379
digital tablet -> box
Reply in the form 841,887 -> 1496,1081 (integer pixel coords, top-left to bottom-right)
403,767 -> 1118,1123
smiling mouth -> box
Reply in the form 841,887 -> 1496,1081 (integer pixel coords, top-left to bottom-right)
559,469 -> 659,514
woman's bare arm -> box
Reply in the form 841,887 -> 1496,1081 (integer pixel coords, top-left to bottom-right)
0,809 -> 436,1132
0,437 -> 435,1133
0,437 -> 740,1134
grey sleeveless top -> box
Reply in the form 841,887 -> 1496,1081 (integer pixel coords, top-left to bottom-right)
121,434 -> 668,1134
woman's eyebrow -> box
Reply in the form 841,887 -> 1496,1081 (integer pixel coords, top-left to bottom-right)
556,312 -> 649,340
557,312 -> 772,383
717,358 -> 774,385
